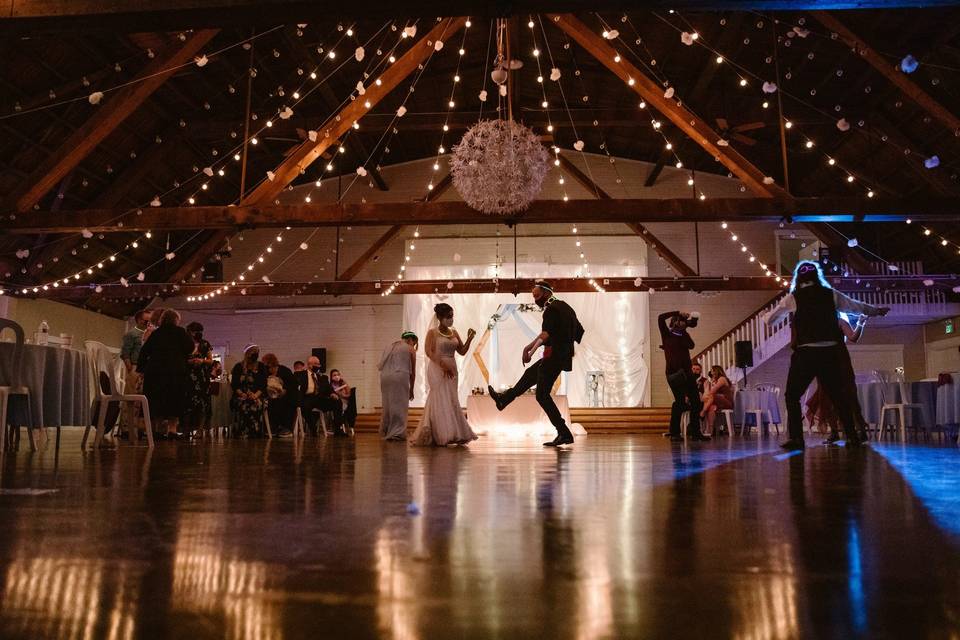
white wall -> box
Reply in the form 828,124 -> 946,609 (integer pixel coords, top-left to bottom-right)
1,297 -> 126,349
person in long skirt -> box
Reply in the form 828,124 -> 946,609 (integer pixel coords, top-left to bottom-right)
378,332 -> 418,441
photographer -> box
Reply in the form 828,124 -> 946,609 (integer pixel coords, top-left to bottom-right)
659,310 -> 710,442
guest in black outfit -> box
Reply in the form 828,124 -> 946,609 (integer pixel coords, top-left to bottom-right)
766,261 -> 889,450
488,280 -> 584,447
659,310 -> 710,442
691,361 -> 707,398
137,308 -> 195,440
231,344 -> 268,437
182,321 -> 213,436
262,353 -> 299,437
295,355 -> 345,435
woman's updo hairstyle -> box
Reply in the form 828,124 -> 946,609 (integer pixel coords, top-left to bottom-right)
434,303 -> 453,319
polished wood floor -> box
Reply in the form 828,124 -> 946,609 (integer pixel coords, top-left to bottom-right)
0,431 -> 957,639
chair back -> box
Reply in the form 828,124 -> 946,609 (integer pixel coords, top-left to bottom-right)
0,318 -> 25,389
754,383 -> 780,397
84,340 -> 123,396
873,370 -> 890,384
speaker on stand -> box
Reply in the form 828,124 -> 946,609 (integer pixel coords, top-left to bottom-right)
734,340 -> 754,389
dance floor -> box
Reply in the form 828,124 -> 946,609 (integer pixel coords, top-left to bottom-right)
0,432 -> 957,639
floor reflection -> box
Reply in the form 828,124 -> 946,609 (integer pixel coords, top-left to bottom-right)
0,432 -> 956,639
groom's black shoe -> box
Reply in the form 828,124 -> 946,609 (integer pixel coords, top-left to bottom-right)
488,386 -> 507,411
544,433 -> 574,447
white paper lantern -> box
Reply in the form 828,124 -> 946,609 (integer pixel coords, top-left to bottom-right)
450,119 -> 549,215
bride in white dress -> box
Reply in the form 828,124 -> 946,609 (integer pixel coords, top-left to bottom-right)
410,303 -> 479,446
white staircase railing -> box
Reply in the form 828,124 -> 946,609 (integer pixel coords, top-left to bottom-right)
695,282 -> 951,383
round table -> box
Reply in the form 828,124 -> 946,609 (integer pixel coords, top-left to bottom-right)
734,389 -> 781,427
935,376 -> 960,433
856,381 -> 937,428
0,342 -> 90,427
209,380 -> 233,429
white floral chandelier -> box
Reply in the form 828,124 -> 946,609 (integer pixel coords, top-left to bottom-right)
450,118 -> 549,215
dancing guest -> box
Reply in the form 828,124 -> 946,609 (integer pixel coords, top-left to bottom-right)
119,309 -> 149,440
378,332 -> 418,441
262,353 -> 298,437
488,281 -> 583,447
410,303 -> 478,446
658,310 -> 710,442
183,321 -> 213,436
700,365 -> 734,435
137,309 -> 195,440
231,344 -> 268,437
804,314 -> 869,444
766,261 -> 888,450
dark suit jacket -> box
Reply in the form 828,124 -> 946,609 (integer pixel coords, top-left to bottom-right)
294,369 -> 334,404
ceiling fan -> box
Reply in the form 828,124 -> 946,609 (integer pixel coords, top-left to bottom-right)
715,117 -> 765,146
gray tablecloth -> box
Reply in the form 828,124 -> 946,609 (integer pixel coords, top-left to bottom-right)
936,380 -> 960,428
0,342 -> 90,428
856,381 -> 937,428
209,380 -> 233,428
735,390 -> 781,425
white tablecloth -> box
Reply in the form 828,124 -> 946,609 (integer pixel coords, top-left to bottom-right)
0,342 -> 90,428
734,390 -> 781,426
856,381 -> 937,427
467,395 -> 585,438
936,380 -> 960,428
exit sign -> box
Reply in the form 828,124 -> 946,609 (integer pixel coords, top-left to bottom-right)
947,319 -> 955,335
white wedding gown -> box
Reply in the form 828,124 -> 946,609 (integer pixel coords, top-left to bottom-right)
410,331 -> 478,446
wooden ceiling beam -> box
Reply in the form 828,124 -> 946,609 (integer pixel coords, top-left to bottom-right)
162,17 -> 467,286
6,2 -> 960,33
336,225 -> 403,281
6,197 -> 959,234
23,274 -> 959,303
5,29 -> 218,214
812,11 -> 960,136
549,13 -> 789,199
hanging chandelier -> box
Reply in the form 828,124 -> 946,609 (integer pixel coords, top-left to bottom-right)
449,19 -> 549,215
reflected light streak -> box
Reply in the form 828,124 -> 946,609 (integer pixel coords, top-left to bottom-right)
731,543 -> 798,640
173,513 -> 282,640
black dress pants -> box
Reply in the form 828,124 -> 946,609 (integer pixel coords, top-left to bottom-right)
302,395 -> 344,433
501,358 -> 571,437
786,345 -> 857,441
667,369 -> 702,437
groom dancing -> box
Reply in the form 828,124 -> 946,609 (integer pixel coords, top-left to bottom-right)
488,280 -> 584,447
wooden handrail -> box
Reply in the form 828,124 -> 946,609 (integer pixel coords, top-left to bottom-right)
693,291 -> 786,363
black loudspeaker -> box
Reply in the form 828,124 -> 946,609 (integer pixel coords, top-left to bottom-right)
735,341 -> 754,369
311,347 -> 327,372
201,259 -> 223,282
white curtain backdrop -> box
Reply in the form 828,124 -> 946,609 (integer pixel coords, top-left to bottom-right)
402,263 -> 649,408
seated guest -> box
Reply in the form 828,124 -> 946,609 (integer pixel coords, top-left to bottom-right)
330,369 -> 351,409
700,365 -> 734,434
137,308 -> 195,440
293,360 -> 306,373
691,362 -> 707,398
231,344 -> 267,437
295,355 -> 345,436
262,353 -> 298,437
210,360 -> 223,381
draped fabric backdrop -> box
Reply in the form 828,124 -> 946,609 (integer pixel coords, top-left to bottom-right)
403,262 -> 650,408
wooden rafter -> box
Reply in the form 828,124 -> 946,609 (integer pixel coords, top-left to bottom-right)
26,274 -> 957,303
549,13 -> 789,199
812,11 -> 960,136
626,223 -> 698,277
557,153 -> 698,276
336,225 -> 403,281
164,17 -> 467,285
8,197 -> 958,234
424,172 -> 453,202
6,29 -> 218,213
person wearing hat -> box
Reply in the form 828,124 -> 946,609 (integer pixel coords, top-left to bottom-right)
765,260 -> 889,450
230,344 -> 268,437
659,309 -> 710,442
488,280 -> 584,446
378,331 -> 419,441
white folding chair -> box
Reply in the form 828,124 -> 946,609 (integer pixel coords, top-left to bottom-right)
879,382 -> 927,440
679,410 -> 690,437
742,384 -> 781,435
292,407 -> 306,438
718,409 -> 736,435
261,409 -> 274,439
0,319 -> 34,452
82,341 -> 153,449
